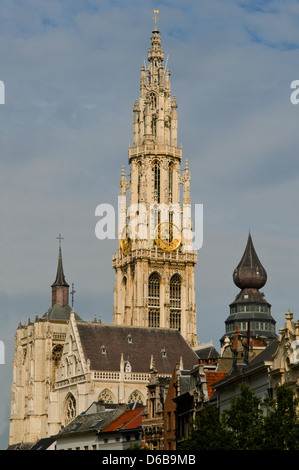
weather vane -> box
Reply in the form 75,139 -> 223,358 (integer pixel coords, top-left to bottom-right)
153,9 -> 159,28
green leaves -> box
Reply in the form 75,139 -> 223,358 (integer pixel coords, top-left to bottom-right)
179,383 -> 299,450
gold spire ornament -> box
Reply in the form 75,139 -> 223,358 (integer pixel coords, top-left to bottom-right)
120,225 -> 133,255
153,9 -> 159,28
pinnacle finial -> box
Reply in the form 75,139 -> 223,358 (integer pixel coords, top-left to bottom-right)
153,9 -> 159,30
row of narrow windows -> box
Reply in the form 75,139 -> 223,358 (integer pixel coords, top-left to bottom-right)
230,304 -> 270,314
148,272 -> 181,330
226,321 -> 275,333
138,161 -> 174,203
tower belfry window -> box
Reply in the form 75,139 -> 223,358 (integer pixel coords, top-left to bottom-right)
151,115 -> 157,136
148,272 -> 160,327
170,274 -> 181,331
153,162 -> 160,202
150,92 -> 157,110
168,163 -> 173,203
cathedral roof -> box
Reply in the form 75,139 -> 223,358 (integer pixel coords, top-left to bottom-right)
76,323 -> 199,375
43,304 -> 82,322
233,233 -> 267,290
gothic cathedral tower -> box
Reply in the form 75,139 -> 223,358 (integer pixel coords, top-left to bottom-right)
112,17 -> 199,348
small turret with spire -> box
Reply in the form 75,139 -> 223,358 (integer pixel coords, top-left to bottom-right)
44,234 -> 82,323
51,234 -> 69,307
220,233 -> 277,353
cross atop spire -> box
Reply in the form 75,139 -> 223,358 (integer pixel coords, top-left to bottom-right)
56,233 -> 64,248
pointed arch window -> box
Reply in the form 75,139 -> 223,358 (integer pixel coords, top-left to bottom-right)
150,92 -> 157,110
98,388 -> 115,403
65,394 -> 76,425
168,163 -> 173,203
152,161 -> 160,203
170,274 -> 181,331
51,344 -> 63,390
128,389 -> 144,405
151,115 -> 157,136
148,272 -> 160,327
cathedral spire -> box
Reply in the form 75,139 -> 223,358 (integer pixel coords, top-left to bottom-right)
51,235 -> 69,307
113,17 -> 198,348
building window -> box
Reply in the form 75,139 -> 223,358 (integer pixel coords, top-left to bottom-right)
65,394 -> 76,425
170,274 -> 181,331
51,344 -> 63,391
151,115 -> 157,136
169,163 -> 173,203
150,92 -> 157,110
153,162 -> 160,202
148,272 -> 160,327
149,308 -> 160,327
128,390 -> 144,405
98,388 -> 115,403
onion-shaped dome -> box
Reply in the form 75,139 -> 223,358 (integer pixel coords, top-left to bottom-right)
233,233 -> 267,290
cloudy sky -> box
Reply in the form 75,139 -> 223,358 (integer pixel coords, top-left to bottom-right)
1,0 -> 299,448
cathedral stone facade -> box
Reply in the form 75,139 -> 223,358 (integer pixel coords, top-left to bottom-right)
112,22 -> 198,348
9,22 -> 200,446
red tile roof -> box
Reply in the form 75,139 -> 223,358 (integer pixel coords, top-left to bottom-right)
205,371 -> 228,399
102,407 -> 145,433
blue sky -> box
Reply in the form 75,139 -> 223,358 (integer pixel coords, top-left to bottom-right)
1,0 -> 299,448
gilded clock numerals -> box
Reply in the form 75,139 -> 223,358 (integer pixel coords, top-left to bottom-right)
154,222 -> 181,252
120,226 -> 132,255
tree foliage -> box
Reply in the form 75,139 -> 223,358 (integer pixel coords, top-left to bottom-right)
180,383 -> 299,451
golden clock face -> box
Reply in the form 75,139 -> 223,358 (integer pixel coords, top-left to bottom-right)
120,225 -> 132,255
154,222 -> 181,252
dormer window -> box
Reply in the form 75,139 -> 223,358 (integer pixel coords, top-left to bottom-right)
127,334 -> 133,344
125,361 -> 132,373
101,346 -> 106,355
161,348 -> 167,358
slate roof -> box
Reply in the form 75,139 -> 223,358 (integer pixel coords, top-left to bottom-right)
195,344 -> 219,361
247,338 -> 278,367
76,323 -> 199,374
29,437 -> 56,450
51,246 -> 69,287
56,403 -> 126,439
43,304 -> 83,322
